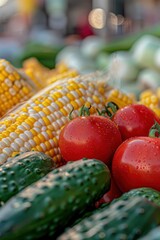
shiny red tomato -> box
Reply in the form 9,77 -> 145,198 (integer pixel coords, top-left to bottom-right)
112,104 -> 160,141
59,115 -> 122,164
112,136 -> 160,192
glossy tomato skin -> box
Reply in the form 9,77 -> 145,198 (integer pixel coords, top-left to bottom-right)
112,136 -> 160,193
59,115 -> 122,165
112,104 -> 160,141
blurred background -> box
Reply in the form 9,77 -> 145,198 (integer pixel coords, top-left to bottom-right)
0,0 -> 160,69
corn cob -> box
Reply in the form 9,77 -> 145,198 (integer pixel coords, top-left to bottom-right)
106,89 -> 135,108
23,57 -> 51,73
0,73 -> 113,165
23,58 -> 53,89
0,59 -> 36,117
55,61 -> 71,73
138,89 -> 160,117
23,58 -> 78,89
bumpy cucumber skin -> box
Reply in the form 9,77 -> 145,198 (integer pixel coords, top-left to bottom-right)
111,187 -> 160,206
0,158 -> 110,240
138,227 -> 160,240
0,151 -> 54,203
58,197 -> 160,240
71,187 -> 160,232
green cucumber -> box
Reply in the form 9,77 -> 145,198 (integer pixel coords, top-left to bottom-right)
0,158 -> 110,240
0,151 -> 54,204
72,187 -> 160,229
111,187 -> 160,206
138,227 -> 160,240
58,196 -> 160,240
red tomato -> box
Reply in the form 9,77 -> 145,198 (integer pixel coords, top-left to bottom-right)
112,136 -> 160,192
96,175 -> 122,207
112,104 -> 160,141
59,115 -> 122,164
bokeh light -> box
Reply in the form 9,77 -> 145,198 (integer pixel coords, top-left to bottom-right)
88,8 -> 106,29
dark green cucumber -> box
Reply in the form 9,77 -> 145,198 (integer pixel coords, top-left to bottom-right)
138,227 -> 160,240
58,196 -> 160,240
111,187 -> 160,206
71,187 -> 160,231
0,151 -> 54,204
0,158 -> 110,240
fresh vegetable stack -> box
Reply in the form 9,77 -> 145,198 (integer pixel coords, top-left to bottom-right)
1,54 -> 160,240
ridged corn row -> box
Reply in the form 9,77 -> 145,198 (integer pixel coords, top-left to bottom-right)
0,59 -> 36,117
0,73 -> 113,165
106,89 -> 135,108
47,69 -> 79,85
139,89 -> 160,117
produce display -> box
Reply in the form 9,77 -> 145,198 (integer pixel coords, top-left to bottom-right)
2,31 -> 160,239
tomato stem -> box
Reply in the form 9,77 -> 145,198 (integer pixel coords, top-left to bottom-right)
79,105 -> 91,116
69,105 -> 75,120
149,121 -> 160,137
97,102 -> 119,118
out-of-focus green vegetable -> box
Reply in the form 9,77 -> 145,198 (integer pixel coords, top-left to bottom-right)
81,36 -> 106,59
56,46 -> 96,73
95,52 -> 110,70
131,35 -> 160,70
107,51 -> 139,84
137,69 -> 160,89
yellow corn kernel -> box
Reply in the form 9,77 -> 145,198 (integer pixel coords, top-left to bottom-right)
70,101 -> 79,109
92,95 -> 100,104
1,83 -> 9,91
0,73 -> 5,81
13,71 -> 20,80
46,130 -> 54,139
43,99 -> 52,107
2,70 -> 9,78
66,93 -> 75,101
35,145 -> 43,152
37,134 -> 45,142
56,61 -> 69,73
139,90 -> 153,100
48,149 -> 55,157
45,141 -> 52,150
33,136 -> 41,145
30,129 -> 37,136
34,106 -> 42,112
107,89 -> 135,109
55,100 -> 64,109
42,117 -> 51,126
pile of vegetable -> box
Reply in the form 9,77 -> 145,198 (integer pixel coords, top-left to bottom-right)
1,49 -> 160,239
